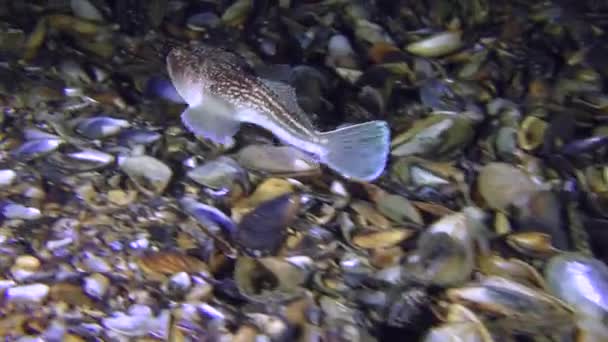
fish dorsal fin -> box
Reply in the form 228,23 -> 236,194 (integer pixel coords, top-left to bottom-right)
259,78 -> 315,130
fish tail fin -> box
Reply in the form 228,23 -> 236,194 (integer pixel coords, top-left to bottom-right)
318,120 -> 390,182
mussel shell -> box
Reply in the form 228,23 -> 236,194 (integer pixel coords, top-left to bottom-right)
380,287 -> 435,331
447,276 -> 574,324
119,155 -> 173,195
187,12 -> 221,31
234,256 -> 307,303
235,144 -> 320,176
545,252 -> 608,320
477,162 -> 540,211
419,79 -> 466,112
517,116 -> 548,151
179,197 -> 236,236
186,156 -> 247,191
47,148 -> 115,172
1,201 -> 42,220
74,116 -> 131,139
406,31 -> 464,58
11,139 -> 63,161
234,193 -> 300,256
118,128 -> 162,147
407,231 -> 471,287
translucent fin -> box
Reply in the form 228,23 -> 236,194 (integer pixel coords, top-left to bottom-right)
181,98 -> 241,144
259,78 -> 315,129
318,120 -> 390,182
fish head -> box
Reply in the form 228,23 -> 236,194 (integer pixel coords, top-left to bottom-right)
166,46 -> 210,106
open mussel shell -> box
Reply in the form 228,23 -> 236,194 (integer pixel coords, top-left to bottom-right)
510,190 -> 568,250
234,256 -> 308,303
517,116 -> 548,151
119,155 -> 173,196
374,192 -> 424,225
404,207 -> 487,287
419,78 -> 466,113
391,115 -> 475,159
423,304 -> 493,342
408,232 -> 471,286
505,232 -> 559,258
476,162 -> 542,211
354,286 -> 436,333
390,156 -> 464,188
235,144 -> 321,177
233,193 -> 301,256
478,254 -> 547,289
351,228 -> 414,250
446,276 -> 575,335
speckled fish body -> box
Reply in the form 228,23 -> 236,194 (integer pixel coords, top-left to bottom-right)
166,44 -> 390,182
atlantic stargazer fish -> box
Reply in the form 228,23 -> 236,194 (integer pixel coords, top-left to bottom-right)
166,44 -> 390,182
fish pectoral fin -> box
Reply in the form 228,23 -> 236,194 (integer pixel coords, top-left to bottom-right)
181,100 -> 241,144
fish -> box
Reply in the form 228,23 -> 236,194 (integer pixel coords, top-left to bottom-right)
165,44 -> 390,182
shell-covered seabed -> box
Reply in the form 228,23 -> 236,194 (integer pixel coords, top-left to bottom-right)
1,1 -> 608,341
